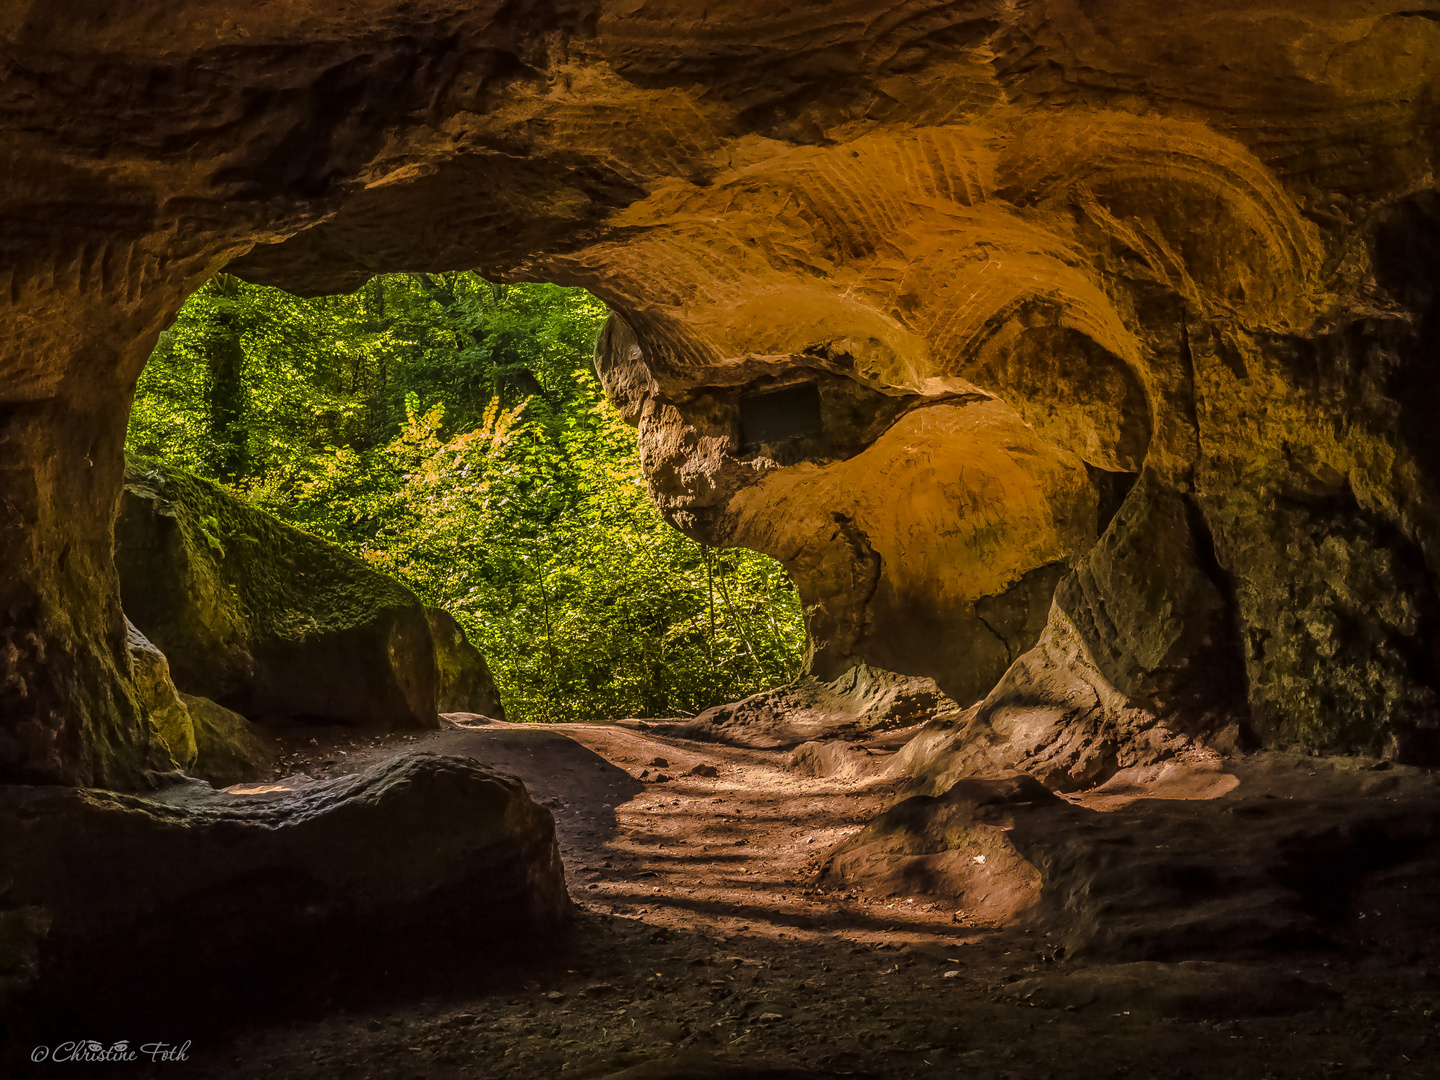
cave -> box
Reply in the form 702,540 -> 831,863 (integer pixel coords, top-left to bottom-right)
3,3 -> 1440,1078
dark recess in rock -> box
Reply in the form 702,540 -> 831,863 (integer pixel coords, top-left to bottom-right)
1374,189 -> 1440,486
739,382 -> 823,447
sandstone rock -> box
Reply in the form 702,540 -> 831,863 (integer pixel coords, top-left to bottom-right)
671,664 -> 964,750
123,620 -> 195,770
4,4 -> 1440,782
1003,962 -> 1339,1020
828,752 -> 1440,962
115,458 -> 438,731
1012,755 -> 1440,960
180,692 -> 276,788
787,741 -> 885,782
427,608 -> 505,719
819,775 -> 1060,923
891,602 -> 1209,796
0,753 -> 569,1021
659,395 -> 1095,709
1053,470 -> 1246,725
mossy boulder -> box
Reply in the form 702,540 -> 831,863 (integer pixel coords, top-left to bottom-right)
123,620 -> 196,770
182,693 -> 276,788
115,458 -> 438,730
122,619 -> 274,785
426,608 -> 505,719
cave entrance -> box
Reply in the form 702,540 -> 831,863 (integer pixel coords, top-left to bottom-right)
123,270 -> 805,726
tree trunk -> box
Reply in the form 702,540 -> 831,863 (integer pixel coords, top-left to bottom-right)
205,328 -> 247,482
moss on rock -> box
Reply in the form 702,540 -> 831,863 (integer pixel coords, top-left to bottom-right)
123,620 -> 196,770
115,458 -> 438,730
182,693 -> 276,788
426,609 -> 505,719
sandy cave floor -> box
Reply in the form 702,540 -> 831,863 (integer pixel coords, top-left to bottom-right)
136,718 -> 1439,1080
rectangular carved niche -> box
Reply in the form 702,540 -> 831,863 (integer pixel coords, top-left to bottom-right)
739,382 -> 823,447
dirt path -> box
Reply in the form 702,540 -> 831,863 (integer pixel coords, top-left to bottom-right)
161,720 -> 1435,1080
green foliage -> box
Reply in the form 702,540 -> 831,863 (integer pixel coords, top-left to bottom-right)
127,272 -> 805,722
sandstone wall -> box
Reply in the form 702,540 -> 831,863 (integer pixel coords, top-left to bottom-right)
2,2 -> 1438,783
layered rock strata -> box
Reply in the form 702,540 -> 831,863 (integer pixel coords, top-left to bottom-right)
2,3 -> 1439,783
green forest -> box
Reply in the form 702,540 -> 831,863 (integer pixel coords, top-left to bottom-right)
127,272 -> 805,723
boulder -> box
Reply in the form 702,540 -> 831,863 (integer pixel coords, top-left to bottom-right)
819,774 -> 1060,924
1053,470 -> 1246,724
891,602 -> 1217,797
427,608 -> 505,719
123,620 -> 195,770
0,752 -> 569,1024
181,693 -> 276,788
787,741 -> 880,780
121,620 -> 276,786
115,458 -> 438,730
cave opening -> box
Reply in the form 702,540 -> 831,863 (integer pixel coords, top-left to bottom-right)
5,4 -> 1440,1077
120,270 -> 806,729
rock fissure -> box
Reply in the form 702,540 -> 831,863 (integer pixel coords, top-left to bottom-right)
970,608 -> 1014,669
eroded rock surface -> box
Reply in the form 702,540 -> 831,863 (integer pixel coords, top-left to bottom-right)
2,3 -> 1440,783
892,600 -> 1228,796
123,618 -> 196,771
823,753 -> 1440,963
820,774 -> 1057,924
665,663 -> 961,750
0,752 -> 569,1022
116,459 -> 439,731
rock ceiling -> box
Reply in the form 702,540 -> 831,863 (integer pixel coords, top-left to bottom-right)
2,1 -> 1439,784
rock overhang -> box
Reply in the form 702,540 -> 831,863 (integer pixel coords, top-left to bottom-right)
2,1 -> 1439,784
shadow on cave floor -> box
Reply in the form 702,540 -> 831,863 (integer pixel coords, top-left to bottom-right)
117,720 -> 1439,1080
